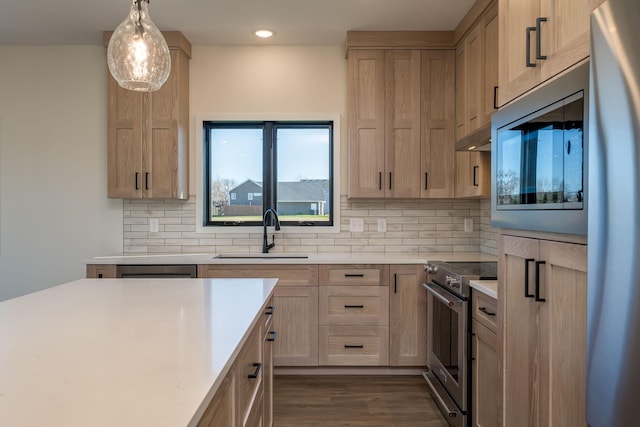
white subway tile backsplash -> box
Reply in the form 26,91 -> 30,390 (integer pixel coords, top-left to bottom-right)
119,196 -> 497,255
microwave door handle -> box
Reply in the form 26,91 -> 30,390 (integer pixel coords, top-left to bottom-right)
423,283 -> 463,307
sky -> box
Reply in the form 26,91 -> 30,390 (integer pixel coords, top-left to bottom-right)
209,126 -> 330,185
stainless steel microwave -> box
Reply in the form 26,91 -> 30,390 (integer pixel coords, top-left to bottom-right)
491,62 -> 589,235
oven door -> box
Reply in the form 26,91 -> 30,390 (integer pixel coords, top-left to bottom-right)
424,281 -> 468,413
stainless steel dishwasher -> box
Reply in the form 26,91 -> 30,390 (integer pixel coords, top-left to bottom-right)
116,264 -> 197,278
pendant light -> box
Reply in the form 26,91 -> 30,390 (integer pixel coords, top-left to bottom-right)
107,0 -> 171,92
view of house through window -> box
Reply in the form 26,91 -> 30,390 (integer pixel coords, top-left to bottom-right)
203,121 -> 333,226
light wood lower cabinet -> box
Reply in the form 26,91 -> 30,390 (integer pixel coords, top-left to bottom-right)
263,305 -> 275,427
472,290 -> 499,427
198,264 -> 319,367
389,264 -> 427,366
500,233 -> 587,427
319,286 -> 389,326
86,264 -> 116,278
197,307 -> 267,427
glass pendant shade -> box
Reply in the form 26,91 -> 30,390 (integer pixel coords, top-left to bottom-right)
107,0 -> 171,92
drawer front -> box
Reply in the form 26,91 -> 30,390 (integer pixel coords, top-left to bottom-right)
319,265 -> 389,286
199,264 -> 319,287
263,297 -> 275,334
235,323 -> 263,425
472,291 -> 498,333
319,286 -> 389,326
319,326 -> 389,366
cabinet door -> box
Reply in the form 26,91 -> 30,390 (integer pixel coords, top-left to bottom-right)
389,265 -> 427,366
421,50 -> 455,198
272,286 -> 319,366
539,0 -> 590,82
384,50 -> 422,198
455,43 -> 467,141
455,151 -> 490,198
501,235 -> 540,427
482,2 -> 499,121
107,76 -> 143,198
498,0 -> 541,105
145,49 -> 189,199
472,320 -> 499,427
538,240 -> 587,427
263,322 -> 275,427
466,24 -> 484,134
348,49 -> 386,198
86,264 -> 116,279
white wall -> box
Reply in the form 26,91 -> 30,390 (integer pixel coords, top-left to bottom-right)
188,45 -> 349,195
0,46 -> 123,301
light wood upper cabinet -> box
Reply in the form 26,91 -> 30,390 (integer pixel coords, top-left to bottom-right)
389,265 -> 427,366
106,32 -> 190,199
482,3 -> 499,124
500,233 -> 587,427
455,151 -> 491,198
421,50 -> 455,198
348,49 -> 421,198
498,0 -> 590,106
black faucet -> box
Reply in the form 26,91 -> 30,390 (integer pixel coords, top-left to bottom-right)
262,208 -> 281,253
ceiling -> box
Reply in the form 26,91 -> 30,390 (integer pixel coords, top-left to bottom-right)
0,0 -> 475,46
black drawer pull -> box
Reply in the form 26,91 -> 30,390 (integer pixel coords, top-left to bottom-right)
344,344 -> 364,349
135,172 -> 140,190
493,86 -> 499,109
267,331 -> 277,342
389,172 -> 392,190
425,172 -> 428,190
394,273 -> 397,294
526,27 -> 537,67
97,273 -> 103,278
344,273 -> 364,278
535,260 -> 546,302
378,172 -> 382,190
265,306 -> 275,315
473,165 -> 479,186
344,304 -> 364,309
248,362 -> 262,379
479,307 -> 496,316
524,258 -> 535,298
536,17 -> 548,60
145,172 -> 149,190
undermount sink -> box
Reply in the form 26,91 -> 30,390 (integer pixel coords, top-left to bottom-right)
212,253 -> 309,260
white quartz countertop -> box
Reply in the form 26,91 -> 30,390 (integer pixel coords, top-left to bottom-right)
0,277 -> 278,427
469,279 -> 498,299
86,251 -> 497,265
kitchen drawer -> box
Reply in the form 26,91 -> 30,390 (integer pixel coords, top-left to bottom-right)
243,389 -> 263,427
235,323 -> 263,426
199,264 -> 319,287
319,286 -> 389,326
319,264 -> 389,286
319,325 -> 389,366
472,290 -> 497,333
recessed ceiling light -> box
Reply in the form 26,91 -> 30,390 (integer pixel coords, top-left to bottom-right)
254,29 -> 275,38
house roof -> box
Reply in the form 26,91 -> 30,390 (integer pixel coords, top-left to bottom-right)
278,180 -> 328,202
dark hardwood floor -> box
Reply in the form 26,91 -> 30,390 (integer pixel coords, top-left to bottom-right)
273,375 -> 449,427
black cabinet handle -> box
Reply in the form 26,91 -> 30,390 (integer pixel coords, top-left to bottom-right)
344,344 -> 364,349
265,306 -> 275,315
248,362 -> 262,379
389,172 -> 392,190
267,331 -> 277,342
479,307 -> 496,316
425,172 -> 428,190
145,172 -> 149,190
345,273 -> 364,278
135,172 -> 140,190
473,166 -> 479,187
535,260 -> 546,302
394,273 -> 397,294
97,273 -> 103,278
536,17 -> 548,60
524,258 -> 535,298
378,172 -> 382,190
344,304 -> 364,309
493,86 -> 499,109
526,27 -> 537,67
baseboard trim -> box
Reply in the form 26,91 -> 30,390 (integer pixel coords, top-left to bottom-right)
274,366 -> 425,376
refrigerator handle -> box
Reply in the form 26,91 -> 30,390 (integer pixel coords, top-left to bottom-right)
535,260 -> 546,302
524,258 -> 535,298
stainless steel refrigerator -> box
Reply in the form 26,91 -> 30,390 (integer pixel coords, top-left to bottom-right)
588,1 -> 640,426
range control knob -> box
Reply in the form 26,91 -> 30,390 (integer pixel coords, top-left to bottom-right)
425,264 -> 438,274
446,275 -> 460,288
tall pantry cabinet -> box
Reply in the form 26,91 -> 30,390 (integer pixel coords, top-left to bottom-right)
104,31 -> 190,199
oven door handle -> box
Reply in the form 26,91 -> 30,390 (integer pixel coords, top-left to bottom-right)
423,283 -> 464,307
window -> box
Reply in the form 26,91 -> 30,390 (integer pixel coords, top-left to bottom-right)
203,121 -> 334,227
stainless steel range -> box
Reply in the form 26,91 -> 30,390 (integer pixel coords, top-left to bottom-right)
422,261 -> 497,427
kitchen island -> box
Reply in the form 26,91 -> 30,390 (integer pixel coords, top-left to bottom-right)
0,277 -> 278,427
